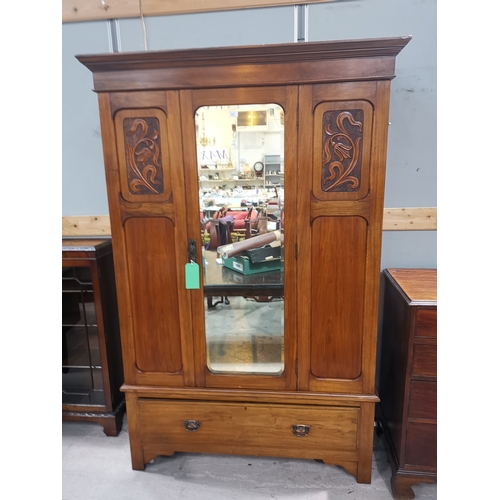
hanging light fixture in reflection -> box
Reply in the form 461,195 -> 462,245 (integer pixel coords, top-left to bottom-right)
198,112 -> 216,148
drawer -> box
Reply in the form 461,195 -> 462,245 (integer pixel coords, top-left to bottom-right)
412,343 -> 436,377
405,422 -> 437,469
415,309 -> 437,338
138,399 -> 359,458
408,380 -> 437,420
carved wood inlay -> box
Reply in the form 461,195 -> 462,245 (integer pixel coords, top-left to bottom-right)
322,110 -> 364,192
123,117 -> 164,195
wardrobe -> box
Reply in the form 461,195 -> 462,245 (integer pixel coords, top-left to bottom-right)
78,36 -> 410,483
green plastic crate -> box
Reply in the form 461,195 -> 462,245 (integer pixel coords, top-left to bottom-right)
222,255 -> 283,275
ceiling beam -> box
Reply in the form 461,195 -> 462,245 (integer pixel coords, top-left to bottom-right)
63,0 -> 333,23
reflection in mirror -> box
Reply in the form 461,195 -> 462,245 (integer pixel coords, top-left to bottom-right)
196,104 -> 285,375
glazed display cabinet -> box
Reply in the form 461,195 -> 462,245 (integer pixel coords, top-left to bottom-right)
62,239 -> 125,436
78,37 -> 410,481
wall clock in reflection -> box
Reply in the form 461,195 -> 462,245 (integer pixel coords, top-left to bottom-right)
254,161 -> 264,177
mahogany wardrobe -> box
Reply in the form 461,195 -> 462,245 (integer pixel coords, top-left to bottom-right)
78,36 -> 410,483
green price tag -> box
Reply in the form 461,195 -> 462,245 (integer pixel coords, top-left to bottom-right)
185,262 -> 200,289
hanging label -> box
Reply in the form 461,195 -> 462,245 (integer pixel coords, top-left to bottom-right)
185,262 -> 200,289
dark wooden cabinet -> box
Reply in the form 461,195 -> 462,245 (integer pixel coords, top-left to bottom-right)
77,37 -> 410,482
378,268 -> 437,498
62,239 -> 125,436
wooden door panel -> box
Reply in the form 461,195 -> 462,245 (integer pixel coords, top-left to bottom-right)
310,216 -> 367,380
181,86 -> 298,391
124,217 -> 183,373
95,91 -> 195,387
114,108 -> 172,203
312,100 -> 373,201
297,82 -> 388,395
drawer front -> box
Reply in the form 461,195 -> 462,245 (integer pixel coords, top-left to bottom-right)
405,422 -> 437,469
414,308 -> 437,338
138,400 -> 359,456
412,343 -> 437,377
408,380 -> 437,420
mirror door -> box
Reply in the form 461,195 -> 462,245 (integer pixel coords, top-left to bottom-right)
181,87 -> 298,390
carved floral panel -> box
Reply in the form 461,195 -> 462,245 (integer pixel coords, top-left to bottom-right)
123,117 -> 164,195
321,110 -> 364,193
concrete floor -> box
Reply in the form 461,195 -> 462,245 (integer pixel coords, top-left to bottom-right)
62,415 -> 437,500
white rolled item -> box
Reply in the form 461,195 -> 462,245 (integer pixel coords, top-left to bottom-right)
218,230 -> 282,259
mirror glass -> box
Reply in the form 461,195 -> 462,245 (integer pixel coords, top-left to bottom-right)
196,104 -> 285,375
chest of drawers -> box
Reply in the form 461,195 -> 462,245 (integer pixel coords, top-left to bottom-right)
378,268 -> 437,499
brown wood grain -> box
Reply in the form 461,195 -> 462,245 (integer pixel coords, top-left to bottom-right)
412,344 -> 437,378
408,381 -> 436,420
63,207 -> 437,236
120,385 -> 379,404
404,422 -> 437,468
415,309 -> 437,338
387,268 -> 437,303
310,216 -> 366,380
124,217 -> 183,373
89,59 -> 397,93
96,93 -> 139,386
296,84 -> 313,392
124,393 -> 146,470
62,241 -> 125,435
312,99 -> 373,201
378,268 -> 437,493
138,399 -> 360,460
63,0 -> 332,23
114,108 -> 172,203
77,38 -> 410,74
165,89 -> 197,388
80,38 -> 411,481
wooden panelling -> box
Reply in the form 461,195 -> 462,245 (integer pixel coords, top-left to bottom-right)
63,1 -> 333,23
383,207 -> 437,231
310,216 -> 366,380
63,215 -> 111,236
114,108 -> 172,203
405,422 -> 437,468
412,343 -> 437,378
408,381 -> 437,420
124,217 -> 183,373
313,100 -> 373,201
62,207 -> 437,236
415,309 -> 437,338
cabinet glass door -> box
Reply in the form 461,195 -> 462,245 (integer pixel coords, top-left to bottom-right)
62,265 -> 105,407
196,104 -> 285,375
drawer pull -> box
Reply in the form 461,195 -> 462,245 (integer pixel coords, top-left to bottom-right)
291,424 -> 310,437
184,420 -> 201,432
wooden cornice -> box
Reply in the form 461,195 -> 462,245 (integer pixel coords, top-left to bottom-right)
62,208 -> 437,237
63,1 -> 333,24
77,37 -> 412,73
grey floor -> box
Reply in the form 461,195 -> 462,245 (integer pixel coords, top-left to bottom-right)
62,416 -> 437,500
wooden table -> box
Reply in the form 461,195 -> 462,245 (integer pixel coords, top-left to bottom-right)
203,250 -> 283,306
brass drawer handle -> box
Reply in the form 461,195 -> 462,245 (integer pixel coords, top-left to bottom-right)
184,420 -> 201,432
291,424 -> 310,437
